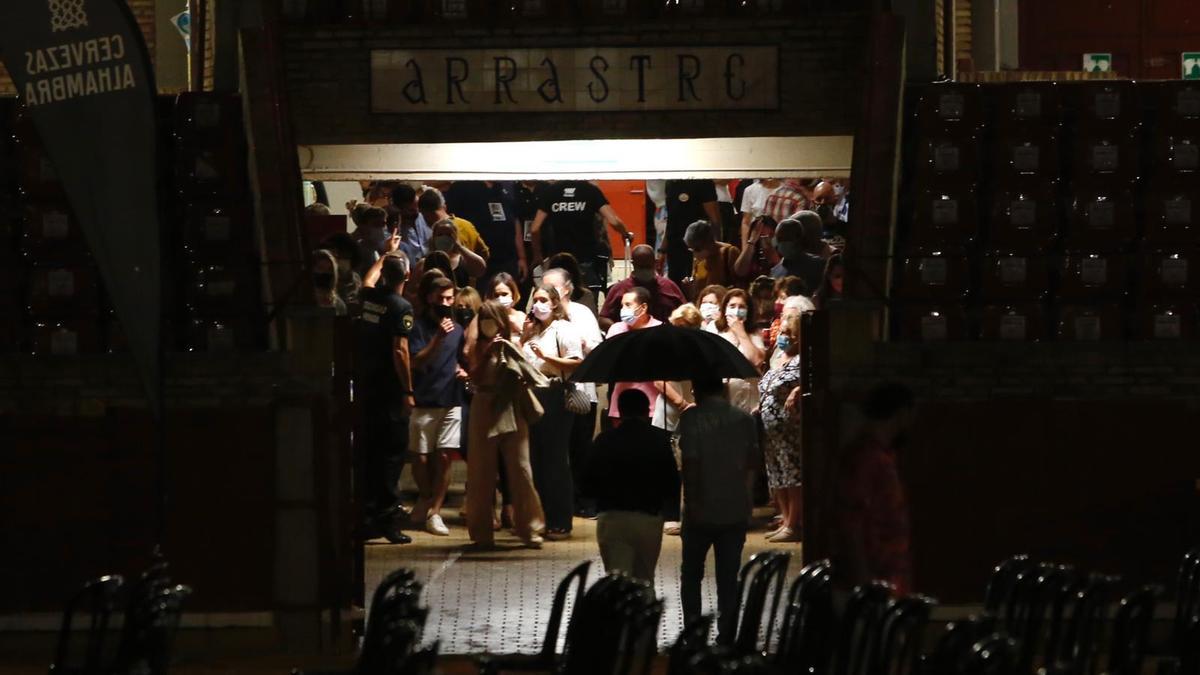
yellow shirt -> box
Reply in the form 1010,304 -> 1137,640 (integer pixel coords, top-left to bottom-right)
453,216 -> 491,260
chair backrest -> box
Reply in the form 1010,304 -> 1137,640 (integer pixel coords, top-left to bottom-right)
360,584 -> 425,674
670,615 -> 715,675
617,598 -> 663,675
51,575 -> 126,675
1107,585 -> 1162,675
1002,563 -> 1073,674
540,560 -> 592,660
731,551 -> 791,655
776,561 -> 835,674
831,582 -> 893,675
112,584 -> 193,675
563,574 -> 653,675
984,556 -> 1032,614
1174,548 -> 1200,653
925,616 -> 997,675
115,562 -> 174,668
368,568 -> 417,627
876,595 -> 937,675
1055,574 -> 1118,675
962,633 -> 1020,675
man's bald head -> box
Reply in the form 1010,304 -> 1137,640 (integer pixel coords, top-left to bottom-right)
811,181 -> 836,206
631,244 -> 656,271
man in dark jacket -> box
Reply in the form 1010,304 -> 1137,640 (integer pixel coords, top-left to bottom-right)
581,389 -> 680,583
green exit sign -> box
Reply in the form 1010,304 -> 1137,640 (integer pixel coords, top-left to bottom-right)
1185,53 -> 1200,80
1083,53 -> 1112,73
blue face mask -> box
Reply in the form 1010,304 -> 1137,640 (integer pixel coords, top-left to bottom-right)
620,306 -> 640,325
776,333 -> 792,353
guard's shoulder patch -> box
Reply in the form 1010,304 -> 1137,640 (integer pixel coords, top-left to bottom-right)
401,314 -> 414,331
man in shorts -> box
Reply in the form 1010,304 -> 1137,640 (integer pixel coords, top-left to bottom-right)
408,275 -> 467,536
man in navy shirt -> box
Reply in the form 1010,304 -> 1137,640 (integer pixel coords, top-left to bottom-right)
356,255 -> 416,544
407,274 -> 467,536
445,180 -> 529,285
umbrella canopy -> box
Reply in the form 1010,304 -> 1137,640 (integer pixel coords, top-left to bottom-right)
570,324 -> 761,384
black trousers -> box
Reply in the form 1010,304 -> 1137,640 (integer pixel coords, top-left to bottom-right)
681,522 -> 747,644
530,387 -> 576,531
569,402 -> 598,514
665,242 -> 692,287
362,393 -> 409,517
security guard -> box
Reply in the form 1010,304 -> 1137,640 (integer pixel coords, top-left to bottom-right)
356,254 -> 417,544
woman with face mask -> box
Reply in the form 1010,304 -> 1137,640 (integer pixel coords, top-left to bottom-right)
714,288 -> 766,414
430,218 -> 487,288
463,300 -> 548,549
696,284 -> 727,334
520,284 -> 585,541
757,313 -> 805,543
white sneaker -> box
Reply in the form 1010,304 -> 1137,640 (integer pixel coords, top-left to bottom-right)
426,513 -> 450,536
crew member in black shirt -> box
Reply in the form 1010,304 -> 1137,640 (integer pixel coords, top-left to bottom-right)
530,180 -> 633,295
581,390 -> 681,583
661,180 -> 723,286
356,254 -> 416,544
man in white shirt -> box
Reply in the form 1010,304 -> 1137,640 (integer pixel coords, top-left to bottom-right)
543,267 -> 605,518
739,178 -> 781,242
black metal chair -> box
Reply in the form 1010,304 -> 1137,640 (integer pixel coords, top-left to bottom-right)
775,560 -> 835,675
984,556 -> 1033,615
561,573 -> 659,675
961,634 -> 1020,675
924,616 -> 998,675
1173,549 -> 1200,660
877,595 -> 938,675
687,645 -> 772,675
730,551 -> 791,655
1106,585 -> 1162,675
669,615 -> 714,675
1047,574 -> 1118,675
50,575 -> 126,675
831,582 -> 894,675
1000,563 -> 1074,675
110,583 -> 193,675
477,560 -> 591,674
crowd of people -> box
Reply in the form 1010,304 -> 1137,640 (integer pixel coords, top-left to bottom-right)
305,177 -> 902,629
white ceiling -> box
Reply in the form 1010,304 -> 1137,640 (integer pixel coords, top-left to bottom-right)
298,135 -> 854,180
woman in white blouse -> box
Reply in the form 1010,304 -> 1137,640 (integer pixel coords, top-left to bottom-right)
521,284 -> 584,540
713,288 -> 767,414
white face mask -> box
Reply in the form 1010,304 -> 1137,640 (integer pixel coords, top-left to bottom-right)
725,306 -> 748,322
478,318 -> 499,339
531,301 -> 553,321
496,295 -> 514,308
699,302 -> 720,320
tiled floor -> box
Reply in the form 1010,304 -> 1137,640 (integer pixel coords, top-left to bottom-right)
365,501 -> 802,656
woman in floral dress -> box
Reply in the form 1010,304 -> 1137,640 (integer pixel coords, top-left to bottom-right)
757,312 -> 804,543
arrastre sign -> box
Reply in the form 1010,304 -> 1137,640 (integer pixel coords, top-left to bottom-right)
371,46 -> 779,113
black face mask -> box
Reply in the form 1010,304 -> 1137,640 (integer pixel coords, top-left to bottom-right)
433,304 -> 453,320
454,307 -> 475,326
816,203 -> 835,224
312,272 -> 335,290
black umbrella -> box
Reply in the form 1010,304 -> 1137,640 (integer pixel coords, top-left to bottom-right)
570,323 -> 760,383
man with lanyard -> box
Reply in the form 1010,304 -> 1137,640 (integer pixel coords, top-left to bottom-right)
445,180 -> 529,285
530,180 -> 633,296
356,255 -> 416,544
660,180 -> 723,286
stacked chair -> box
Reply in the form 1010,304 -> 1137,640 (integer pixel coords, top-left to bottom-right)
49,557 -> 191,675
897,79 -> 1200,341
297,567 -> 437,675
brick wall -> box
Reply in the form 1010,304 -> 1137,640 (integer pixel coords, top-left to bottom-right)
0,0 -> 157,96
833,341 -> 1200,400
282,12 -> 868,144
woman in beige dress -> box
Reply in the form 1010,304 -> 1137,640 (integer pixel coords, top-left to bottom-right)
464,300 -> 548,549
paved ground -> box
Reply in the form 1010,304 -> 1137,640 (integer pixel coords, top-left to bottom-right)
365,492 -> 802,656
